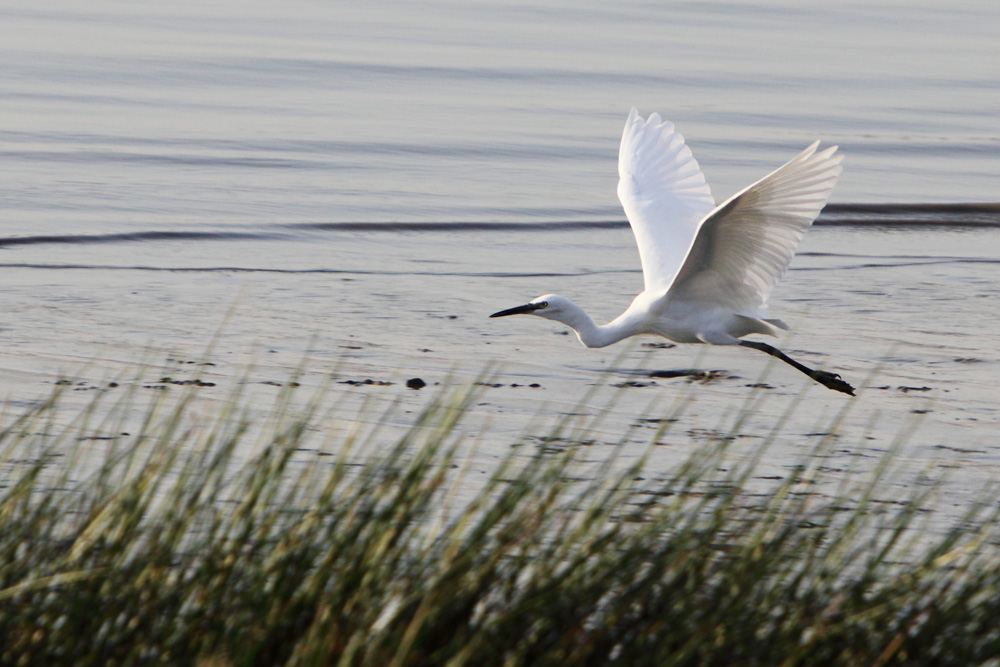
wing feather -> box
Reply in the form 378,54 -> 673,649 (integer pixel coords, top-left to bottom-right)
668,141 -> 843,314
617,108 -> 716,293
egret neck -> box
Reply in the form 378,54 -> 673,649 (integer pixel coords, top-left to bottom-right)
490,295 -> 640,349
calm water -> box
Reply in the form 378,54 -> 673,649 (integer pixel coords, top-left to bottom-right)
1,2 -> 999,515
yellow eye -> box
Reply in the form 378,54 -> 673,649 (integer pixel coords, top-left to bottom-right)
537,301 -> 548,309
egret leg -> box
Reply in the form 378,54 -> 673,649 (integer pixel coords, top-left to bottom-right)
738,340 -> 855,396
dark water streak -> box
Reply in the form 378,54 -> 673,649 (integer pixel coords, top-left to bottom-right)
819,203 -> 1000,227
0,262 -> 627,278
2,204 -> 999,251
2,255 -> 995,278
0,230 -> 289,248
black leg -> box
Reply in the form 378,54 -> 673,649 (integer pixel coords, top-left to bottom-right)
739,340 -> 855,396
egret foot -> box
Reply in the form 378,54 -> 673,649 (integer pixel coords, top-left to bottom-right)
809,370 -> 855,396
739,340 -> 855,396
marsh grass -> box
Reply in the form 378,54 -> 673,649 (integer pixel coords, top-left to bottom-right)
1,372 -> 999,666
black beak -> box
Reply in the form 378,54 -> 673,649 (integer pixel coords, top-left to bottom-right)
490,302 -> 545,318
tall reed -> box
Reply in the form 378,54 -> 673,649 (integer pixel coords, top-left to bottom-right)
1,372 -> 998,665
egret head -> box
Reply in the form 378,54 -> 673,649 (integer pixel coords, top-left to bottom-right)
490,294 -> 571,322
490,294 -> 610,348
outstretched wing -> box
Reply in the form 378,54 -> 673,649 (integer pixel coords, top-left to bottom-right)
668,141 -> 843,314
617,108 -> 716,293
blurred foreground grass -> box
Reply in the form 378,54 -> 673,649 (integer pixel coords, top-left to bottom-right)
1,371 -> 999,666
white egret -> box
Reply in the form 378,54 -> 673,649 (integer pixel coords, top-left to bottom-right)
491,108 -> 854,395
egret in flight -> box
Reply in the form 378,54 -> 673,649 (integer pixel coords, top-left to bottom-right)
491,108 -> 854,395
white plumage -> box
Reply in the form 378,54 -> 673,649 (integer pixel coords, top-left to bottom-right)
491,108 -> 853,395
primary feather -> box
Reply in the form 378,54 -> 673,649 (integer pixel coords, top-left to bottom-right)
617,107 -> 716,293
669,141 -> 844,316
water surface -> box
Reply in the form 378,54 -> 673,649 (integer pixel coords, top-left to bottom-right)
1,1 -> 999,522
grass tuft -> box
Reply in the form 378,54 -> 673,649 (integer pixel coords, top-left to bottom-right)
1,371 -> 999,665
